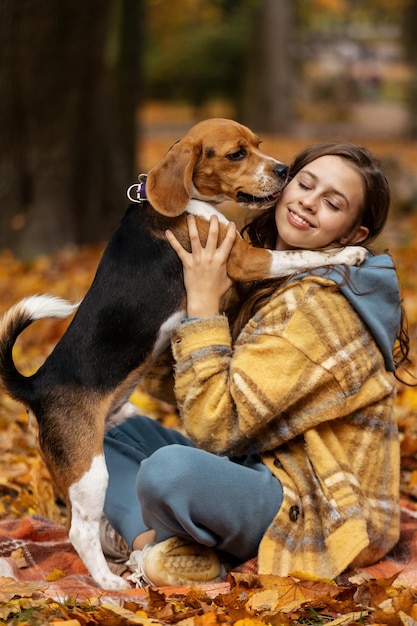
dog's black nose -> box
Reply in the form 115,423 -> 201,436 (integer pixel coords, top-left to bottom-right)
273,163 -> 288,179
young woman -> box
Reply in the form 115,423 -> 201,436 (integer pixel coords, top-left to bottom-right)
101,142 -> 409,587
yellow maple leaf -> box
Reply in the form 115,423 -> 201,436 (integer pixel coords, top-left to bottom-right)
45,568 -> 67,582
290,570 -> 336,585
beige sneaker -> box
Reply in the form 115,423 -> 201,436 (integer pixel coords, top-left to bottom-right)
126,536 -> 222,587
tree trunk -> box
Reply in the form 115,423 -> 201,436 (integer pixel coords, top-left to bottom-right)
243,0 -> 294,133
0,0 -> 141,257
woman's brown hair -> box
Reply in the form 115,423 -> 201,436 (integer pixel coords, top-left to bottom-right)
227,142 -> 411,376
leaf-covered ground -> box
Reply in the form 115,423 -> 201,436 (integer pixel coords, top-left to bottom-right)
0,130 -> 417,624
2,571 -> 417,626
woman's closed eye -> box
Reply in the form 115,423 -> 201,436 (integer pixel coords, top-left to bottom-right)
325,198 -> 341,211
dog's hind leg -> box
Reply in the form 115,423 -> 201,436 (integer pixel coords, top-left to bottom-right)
68,454 -> 130,590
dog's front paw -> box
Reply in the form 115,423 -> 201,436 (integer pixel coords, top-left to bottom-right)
95,571 -> 131,590
330,246 -> 368,267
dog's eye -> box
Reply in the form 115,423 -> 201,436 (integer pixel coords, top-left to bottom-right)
226,149 -> 246,161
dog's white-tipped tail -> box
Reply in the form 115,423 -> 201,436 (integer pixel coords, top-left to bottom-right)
0,295 -> 78,404
18,295 -> 79,321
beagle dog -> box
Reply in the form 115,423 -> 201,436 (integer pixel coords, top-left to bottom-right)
0,118 -> 366,589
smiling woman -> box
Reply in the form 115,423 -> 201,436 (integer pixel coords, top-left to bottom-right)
101,141 -> 411,588
275,154 -> 369,250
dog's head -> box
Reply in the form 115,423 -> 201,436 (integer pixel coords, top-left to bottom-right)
146,118 -> 288,217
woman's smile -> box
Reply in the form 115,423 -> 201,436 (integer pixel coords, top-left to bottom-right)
287,208 -> 315,229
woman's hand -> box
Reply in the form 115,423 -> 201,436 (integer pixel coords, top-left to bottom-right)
166,214 -> 236,317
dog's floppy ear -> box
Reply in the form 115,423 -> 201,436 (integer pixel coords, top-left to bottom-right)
146,139 -> 202,216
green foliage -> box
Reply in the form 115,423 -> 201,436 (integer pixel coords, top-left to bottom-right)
144,0 -> 258,108
142,0 -> 415,117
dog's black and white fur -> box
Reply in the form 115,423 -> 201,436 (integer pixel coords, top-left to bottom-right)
0,119 -> 367,589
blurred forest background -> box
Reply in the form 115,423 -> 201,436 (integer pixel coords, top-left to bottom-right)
1,0 -> 417,528
1,0 -> 417,255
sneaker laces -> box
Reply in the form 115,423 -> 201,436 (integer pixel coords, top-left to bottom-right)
126,545 -> 155,587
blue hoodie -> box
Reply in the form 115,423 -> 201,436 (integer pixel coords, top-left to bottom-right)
299,253 -> 401,372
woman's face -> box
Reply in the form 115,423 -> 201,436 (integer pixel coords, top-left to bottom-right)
274,155 -> 369,251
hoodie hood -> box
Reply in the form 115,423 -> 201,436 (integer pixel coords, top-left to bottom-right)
298,253 -> 401,372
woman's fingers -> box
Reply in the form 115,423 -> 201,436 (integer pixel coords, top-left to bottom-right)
165,228 -> 189,263
166,215 -> 236,260
221,220 -> 237,255
166,214 -> 236,316
204,215 -> 221,250
188,214 -> 206,253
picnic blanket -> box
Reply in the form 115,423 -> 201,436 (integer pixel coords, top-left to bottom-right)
1,498 -> 417,602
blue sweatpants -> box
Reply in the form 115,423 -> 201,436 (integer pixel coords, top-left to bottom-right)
103,414 -> 283,561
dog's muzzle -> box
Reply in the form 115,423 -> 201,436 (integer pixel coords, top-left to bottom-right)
237,162 -> 288,205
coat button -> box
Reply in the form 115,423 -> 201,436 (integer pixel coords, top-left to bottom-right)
289,505 -> 300,521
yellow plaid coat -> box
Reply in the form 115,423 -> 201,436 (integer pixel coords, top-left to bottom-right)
169,276 -> 399,579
